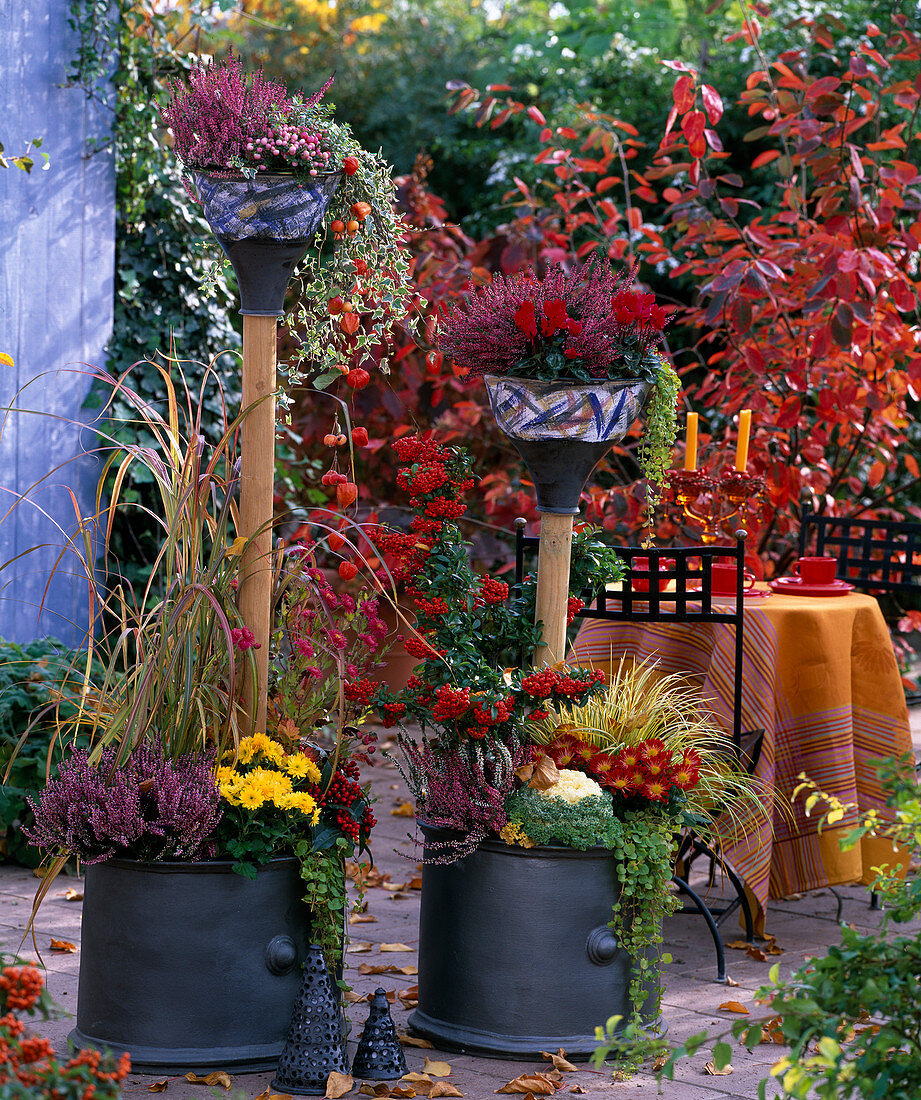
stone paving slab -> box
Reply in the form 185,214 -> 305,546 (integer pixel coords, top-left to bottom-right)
2,712 -> 919,1100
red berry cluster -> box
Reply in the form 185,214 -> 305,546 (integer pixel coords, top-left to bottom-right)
381,701 -> 407,728
480,576 -> 510,604
397,464 -> 448,495
343,678 -> 380,706
431,683 -> 471,720
521,667 -> 605,701
421,496 -> 467,520
321,759 -> 373,845
0,967 -> 42,1013
567,595 -> 585,624
413,595 -> 450,616
321,470 -> 348,486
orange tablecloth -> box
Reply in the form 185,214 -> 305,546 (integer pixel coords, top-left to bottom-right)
570,588 -> 913,930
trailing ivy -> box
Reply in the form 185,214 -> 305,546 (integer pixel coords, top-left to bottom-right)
295,835 -> 351,973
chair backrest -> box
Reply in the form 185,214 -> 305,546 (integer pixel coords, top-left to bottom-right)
799,507 -> 921,593
514,521 -> 747,747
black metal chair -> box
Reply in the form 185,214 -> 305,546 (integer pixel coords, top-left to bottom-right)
514,522 -> 762,980
798,506 -> 921,595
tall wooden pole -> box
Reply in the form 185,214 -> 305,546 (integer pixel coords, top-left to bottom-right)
533,512 -> 574,668
239,314 -> 277,734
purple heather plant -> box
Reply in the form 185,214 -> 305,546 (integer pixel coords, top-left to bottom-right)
162,52 -> 335,176
26,744 -> 222,864
395,736 -> 535,861
437,259 -> 671,387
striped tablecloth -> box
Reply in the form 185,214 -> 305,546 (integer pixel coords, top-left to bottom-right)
570,588 -> 913,931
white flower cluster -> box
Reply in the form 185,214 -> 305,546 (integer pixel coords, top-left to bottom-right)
538,768 -> 603,804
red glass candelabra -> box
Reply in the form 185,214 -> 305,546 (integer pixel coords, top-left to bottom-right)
670,467 -> 765,544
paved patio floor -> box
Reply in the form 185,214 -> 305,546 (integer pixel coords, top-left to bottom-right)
3,710 -> 919,1099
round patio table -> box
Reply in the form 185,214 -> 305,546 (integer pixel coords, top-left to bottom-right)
570,586 -> 914,931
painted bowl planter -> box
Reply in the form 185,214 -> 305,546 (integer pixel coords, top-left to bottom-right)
189,170 -> 341,316
484,376 -> 650,513
408,826 -> 659,1058
71,857 -> 311,1073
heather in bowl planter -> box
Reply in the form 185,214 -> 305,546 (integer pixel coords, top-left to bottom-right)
436,260 -> 680,518
161,53 -> 412,385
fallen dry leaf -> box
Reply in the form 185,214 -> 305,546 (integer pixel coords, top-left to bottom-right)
380,943 -> 414,952
422,1058 -> 452,1077
381,881 -> 409,892
704,1061 -> 733,1076
391,802 -> 415,817
540,1050 -> 577,1073
409,876 -> 423,890
528,754 -> 561,792
725,975 -> 740,986
569,1088 -> 587,1094
397,1033 -> 433,1049
398,966 -> 418,975
357,963 -> 402,975
401,1074 -> 433,1086
326,1071 -> 354,1098
348,942 -> 376,954
746,945 -> 768,962
255,1090 -> 294,1100
652,1052 -> 669,1072
147,1082 -> 169,1093
388,891 -> 411,901
398,985 -> 419,1008
760,1016 -> 786,1045
64,889 -> 83,902
358,1084 -> 390,1097
429,1084 -> 463,1097
717,1000 -> 750,1014
726,940 -> 750,950
496,1073 -> 559,1095
344,990 -> 368,1004
49,939 -> 77,954
184,1071 -> 232,1089
350,914 -> 379,925
389,1087 -> 417,1098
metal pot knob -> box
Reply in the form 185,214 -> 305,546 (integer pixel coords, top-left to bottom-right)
585,925 -> 619,966
265,934 -> 298,975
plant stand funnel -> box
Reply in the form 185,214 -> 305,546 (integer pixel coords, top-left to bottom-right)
351,988 -> 407,1080
270,944 -> 349,1096
190,171 -> 341,316
484,376 -> 650,514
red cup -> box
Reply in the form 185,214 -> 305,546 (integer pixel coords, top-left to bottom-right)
631,556 -> 676,593
710,561 -> 755,595
793,556 -> 837,585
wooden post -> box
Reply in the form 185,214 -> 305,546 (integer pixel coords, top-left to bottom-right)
533,512 -> 574,668
239,314 -> 277,734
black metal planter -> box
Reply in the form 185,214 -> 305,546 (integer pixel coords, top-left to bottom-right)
408,827 -> 659,1059
70,857 -> 311,1073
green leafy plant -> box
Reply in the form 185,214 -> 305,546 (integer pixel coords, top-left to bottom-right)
631,756 -> 921,1098
503,781 -> 620,849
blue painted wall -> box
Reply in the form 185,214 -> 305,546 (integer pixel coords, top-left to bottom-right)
0,0 -> 114,647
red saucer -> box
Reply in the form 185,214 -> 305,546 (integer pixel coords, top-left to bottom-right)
687,584 -> 772,600
769,576 -> 855,597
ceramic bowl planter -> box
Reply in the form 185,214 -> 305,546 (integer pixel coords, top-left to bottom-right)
189,170 -> 341,316
71,857 -> 311,1073
408,826 -> 658,1058
484,375 -> 651,514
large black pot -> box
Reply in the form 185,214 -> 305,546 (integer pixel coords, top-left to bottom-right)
71,857 -> 311,1073
408,827 -> 659,1058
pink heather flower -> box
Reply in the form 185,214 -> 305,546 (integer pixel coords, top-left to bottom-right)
231,626 -> 261,651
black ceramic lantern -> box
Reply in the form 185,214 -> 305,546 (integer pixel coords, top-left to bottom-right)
351,988 -> 407,1080
270,943 -> 350,1096
484,375 -> 651,514
190,170 -> 342,316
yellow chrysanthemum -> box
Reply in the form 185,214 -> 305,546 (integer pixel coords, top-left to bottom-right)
215,765 -> 236,785
235,737 -> 257,765
275,790 -> 320,822
237,783 -> 266,810
286,752 -> 321,783
250,732 -> 286,766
